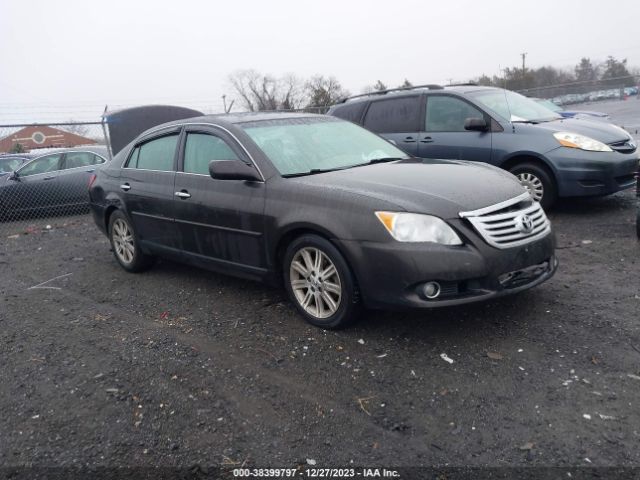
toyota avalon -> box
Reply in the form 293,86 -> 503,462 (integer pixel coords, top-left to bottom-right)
89,112 -> 557,328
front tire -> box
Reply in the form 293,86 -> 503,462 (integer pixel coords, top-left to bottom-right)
510,162 -> 557,209
108,210 -> 154,272
283,235 -> 361,329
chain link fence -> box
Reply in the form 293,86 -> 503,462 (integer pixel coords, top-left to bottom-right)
518,75 -> 640,105
0,121 -> 109,240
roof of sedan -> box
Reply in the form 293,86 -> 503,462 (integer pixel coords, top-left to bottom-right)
191,111 -> 324,125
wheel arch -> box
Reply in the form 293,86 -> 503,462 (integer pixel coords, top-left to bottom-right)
273,224 -> 361,288
500,153 -> 557,180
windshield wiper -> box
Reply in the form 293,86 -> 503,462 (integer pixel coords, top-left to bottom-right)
365,157 -> 405,164
281,167 -> 345,178
281,158 -> 405,178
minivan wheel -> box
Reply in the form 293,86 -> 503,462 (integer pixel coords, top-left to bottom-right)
108,210 -> 154,272
283,235 -> 361,329
509,163 -> 557,209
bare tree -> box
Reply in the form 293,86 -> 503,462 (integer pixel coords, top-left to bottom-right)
305,75 -> 350,109
228,70 -> 306,111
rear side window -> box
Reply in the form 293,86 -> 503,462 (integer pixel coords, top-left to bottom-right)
363,96 -> 421,133
426,96 -> 485,132
64,152 -> 103,169
331,102 -> 368,124
183,133 -> 239,175
128,135 -> 178,171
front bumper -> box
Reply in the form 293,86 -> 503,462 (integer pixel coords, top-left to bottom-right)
337,223 -> 556,310
548,147 -> 638,197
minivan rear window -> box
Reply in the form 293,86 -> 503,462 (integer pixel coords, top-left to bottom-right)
363,96 -> 421,133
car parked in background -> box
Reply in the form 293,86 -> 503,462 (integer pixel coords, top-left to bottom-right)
329,85 -> 638,208
532,98 -> 610,122
89,111 -> 556,329
0,146 -> 109,221
0,153 -> 33,176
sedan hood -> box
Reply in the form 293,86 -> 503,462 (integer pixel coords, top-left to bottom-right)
293,159 -> 526,219
528,117 -> 631,144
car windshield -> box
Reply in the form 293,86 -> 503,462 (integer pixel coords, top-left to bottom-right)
534,98 -> 563,113
469,89 -> 562,123
241,117 -> 408,176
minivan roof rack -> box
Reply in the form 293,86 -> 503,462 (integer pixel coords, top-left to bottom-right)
448,82 -> 478,87
337,84 -> 444,103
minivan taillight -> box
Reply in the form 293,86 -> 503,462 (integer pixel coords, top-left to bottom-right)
88,174 -> 97,189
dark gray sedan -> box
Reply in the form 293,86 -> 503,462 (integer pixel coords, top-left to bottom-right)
90,112 -> 556,329
0,146 -> 109,221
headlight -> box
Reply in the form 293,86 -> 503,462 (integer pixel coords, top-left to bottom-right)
553,132 -> 612,152
375,212 -> 462,244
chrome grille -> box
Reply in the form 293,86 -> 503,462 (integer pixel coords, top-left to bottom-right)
459,192 -> 551,249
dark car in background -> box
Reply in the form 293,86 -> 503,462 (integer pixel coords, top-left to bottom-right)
329,85 -> 638,208
0,146 -> 109,221
90,111 -> 556,329
0,153 -> 33,176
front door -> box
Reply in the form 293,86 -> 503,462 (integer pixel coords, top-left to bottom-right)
5,153 -> 63,217
418,95 -> 492,162
172,127 -> 267,274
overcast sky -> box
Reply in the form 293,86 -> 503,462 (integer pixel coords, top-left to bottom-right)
1,0 -> 639,122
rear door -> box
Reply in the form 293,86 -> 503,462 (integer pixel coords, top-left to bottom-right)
361,96 -> 423,156
418,94 -> 492,162
173,126 -> 267,274
119,129 -> 181,250
58,151 -> 107,207
4,153 -> 63,215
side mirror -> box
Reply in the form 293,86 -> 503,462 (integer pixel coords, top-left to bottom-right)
9,171 -> 20,181
464,117 -> 488,132
209,160 -> 262,182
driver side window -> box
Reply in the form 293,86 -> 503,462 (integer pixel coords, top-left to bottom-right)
19,154 -> 62,176
426,96 -> 485,132
183,132 -> 239,175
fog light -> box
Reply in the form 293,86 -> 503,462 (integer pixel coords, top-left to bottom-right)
423,282 -> 441,299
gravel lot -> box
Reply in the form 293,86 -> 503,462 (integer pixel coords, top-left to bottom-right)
0,188 -> 639,474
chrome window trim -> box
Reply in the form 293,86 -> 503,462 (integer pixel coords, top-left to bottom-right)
16,150 -> 107,176
121,122 -> 265,182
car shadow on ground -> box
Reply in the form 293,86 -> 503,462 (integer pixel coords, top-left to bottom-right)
149,255 -> 540,344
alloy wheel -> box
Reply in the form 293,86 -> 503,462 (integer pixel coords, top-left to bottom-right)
289,247 -> 342,319
517,172 -> 544,202
112,218 -> 135,264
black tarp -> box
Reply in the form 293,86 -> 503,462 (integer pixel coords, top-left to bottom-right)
103,105 -> 203,156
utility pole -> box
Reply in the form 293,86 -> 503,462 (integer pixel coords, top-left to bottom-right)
520,52 -> 527,76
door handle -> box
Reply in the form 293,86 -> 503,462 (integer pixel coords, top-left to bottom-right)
403,136 -> 417,143
43,176 -> 56,181
420,137 -> 434,143
85,169 -> 95,173
174,190 -> 191,199
120,183 -> 131,191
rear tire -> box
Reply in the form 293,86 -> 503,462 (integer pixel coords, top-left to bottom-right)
283,234 -> 361,329
509,162 -> 557,209
108,210 -> 154,272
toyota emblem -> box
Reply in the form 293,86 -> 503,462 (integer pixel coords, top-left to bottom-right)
517,214 -> 534,234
